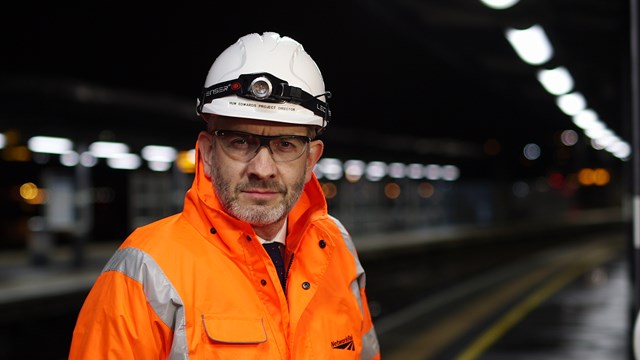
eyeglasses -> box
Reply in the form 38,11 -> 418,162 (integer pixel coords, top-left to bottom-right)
212,130 -> 312,162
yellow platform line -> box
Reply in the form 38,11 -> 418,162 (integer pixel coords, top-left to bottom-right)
384,238 -> 622,360
454,240 -> 621,360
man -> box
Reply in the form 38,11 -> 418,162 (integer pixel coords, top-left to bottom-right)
69,31 -> 380,359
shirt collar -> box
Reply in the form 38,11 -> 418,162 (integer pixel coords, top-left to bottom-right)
257,218 -> 287,245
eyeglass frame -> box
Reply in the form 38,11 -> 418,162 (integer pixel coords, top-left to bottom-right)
211,129 -> 313,162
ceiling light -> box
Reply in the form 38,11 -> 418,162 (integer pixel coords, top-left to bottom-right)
537,67 -> 574,95
388,162 -> 406,179
572,109 -> 599,129
365,161 -> 388,182
106,153 -> 141,170
28,136 -> 74,154
89,141 -> 129,158
505,25 -> 554,65
141,145 -> 177,162
556,92 -> 586,116
316,158 -> 343,181
480,0 -> 519,10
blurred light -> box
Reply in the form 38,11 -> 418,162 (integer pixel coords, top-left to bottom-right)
441,165 -> 460,181
556,92 -> 586,116
148,161 -> 172,172
424,164 -> 441,180
593,168 -> 610,186
384,182 -> 401,199
480,0 -> 519,9
582,122 -> 607,137
505,25 -> 553,65
20,182 -> 46,204
80,151 -> 98,167
365,161 -> 388,182
578,168 -> 610,186
106,153 -> 141,170
407,163 -> 423,180
512,181 -> 530,198
316,158 -> 343,181
608,141 -> 632,159
560,129 -> 578,146
572,109 -> 599,130
0,133 -> 5,149
28,216 -> 46,231
417,182 -> 435,198
588,127 -> 614,141
89,141 -> 129,158
3,146 -> 30,161
537,67 -> 574,95
388,162 -> 406,179
321,182 -> 338,199
578,168 -> 593,185
20,182 -> 39,200
523,143 -> 541,160
60,151 -> 80,166
142,145 -> 177,162
548,172 -> 564,190
28,136 -> 73,154
176,149 -> 196,174
590,138 -> 606,150
589,131 -> 618,148
345,159 -> 366,182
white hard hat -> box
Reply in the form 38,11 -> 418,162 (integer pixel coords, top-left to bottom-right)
197,32 -> 331,128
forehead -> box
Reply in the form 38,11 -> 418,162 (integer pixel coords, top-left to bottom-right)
208,116 -> 310,136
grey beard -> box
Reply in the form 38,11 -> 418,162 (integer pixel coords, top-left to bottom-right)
210,167 -> 307,226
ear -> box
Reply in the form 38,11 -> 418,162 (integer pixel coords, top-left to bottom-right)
304,140 -> 324,183
197,131 -> 214,178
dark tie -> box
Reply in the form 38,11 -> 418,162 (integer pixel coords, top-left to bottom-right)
263,242 -> 286,290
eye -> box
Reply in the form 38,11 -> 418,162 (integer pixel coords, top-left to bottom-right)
226,134 -> 252,149
273,137 -> 303,152
278,140 -> 294,149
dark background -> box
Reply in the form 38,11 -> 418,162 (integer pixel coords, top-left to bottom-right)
0,1 -> 631,180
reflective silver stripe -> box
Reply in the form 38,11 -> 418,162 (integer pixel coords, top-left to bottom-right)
103,247 -> 189,359
329,215 -> 366,313
361,326 -> 380,360
329,216 -> 380,358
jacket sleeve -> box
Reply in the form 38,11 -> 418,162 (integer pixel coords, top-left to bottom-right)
358,270 -> 381,360
329,215 -> 381,359
69,249 -> 175,359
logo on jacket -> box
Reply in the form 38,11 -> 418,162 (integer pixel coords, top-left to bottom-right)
331,334 -> 355,351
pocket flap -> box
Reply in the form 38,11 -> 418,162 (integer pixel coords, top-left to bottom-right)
202,314 -> 267,344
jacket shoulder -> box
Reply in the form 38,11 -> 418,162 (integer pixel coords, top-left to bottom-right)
121,213 -> 196,251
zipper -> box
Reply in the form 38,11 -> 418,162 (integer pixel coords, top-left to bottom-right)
284,253 -> 294,293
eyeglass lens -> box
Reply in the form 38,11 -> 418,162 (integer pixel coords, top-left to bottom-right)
214,131 -> 309,162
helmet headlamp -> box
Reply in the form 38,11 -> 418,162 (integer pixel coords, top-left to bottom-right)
197,72 -> 331,126
249,76 -> 273,99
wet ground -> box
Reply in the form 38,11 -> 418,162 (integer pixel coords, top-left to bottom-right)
0,221 -> 633,359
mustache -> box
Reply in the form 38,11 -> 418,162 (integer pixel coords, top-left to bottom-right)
237,179 -> 286,193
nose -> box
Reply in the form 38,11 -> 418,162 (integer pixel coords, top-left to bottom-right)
246,146 -> 277,179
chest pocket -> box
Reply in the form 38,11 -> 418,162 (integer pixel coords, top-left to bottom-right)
202,314 -> 267,344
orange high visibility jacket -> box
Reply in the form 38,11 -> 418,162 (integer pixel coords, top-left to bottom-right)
69,145 -> 381,359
